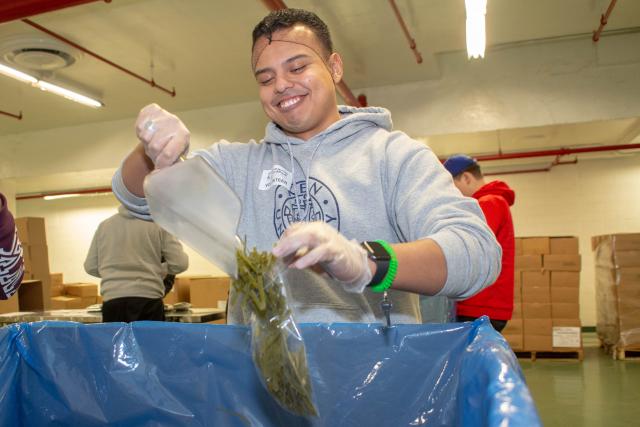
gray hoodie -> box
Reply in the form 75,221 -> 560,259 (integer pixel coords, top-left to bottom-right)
113,106 -> 501,324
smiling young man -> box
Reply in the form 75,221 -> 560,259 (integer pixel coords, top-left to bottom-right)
114,9 -> 501,325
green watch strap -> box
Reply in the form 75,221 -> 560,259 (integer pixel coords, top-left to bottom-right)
369,240 -> 398,293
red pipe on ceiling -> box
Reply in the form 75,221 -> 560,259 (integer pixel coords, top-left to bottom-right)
16,187 -> 112,201
593,0 -> 618,42
258,0 -> 364,107
0,0 -> 109,24
388,0 -> 423,64
471,143 -> 640,162
0,109 -> 22,120
22,18 -> 176,97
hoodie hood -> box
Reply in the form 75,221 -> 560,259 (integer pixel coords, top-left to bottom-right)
473,180 -> 515,206
263,105 -> 393,146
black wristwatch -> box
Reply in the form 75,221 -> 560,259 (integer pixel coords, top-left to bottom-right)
361,241 -> 391,287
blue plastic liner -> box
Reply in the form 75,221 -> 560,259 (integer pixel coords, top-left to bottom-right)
0,317 -> 540,426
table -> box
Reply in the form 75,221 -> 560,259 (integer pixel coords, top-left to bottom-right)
0,307 -> 225,326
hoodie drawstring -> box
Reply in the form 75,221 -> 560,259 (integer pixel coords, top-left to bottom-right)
285,138 -> 324,222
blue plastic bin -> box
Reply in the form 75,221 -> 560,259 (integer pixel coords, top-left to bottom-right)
0,317 -> 540,426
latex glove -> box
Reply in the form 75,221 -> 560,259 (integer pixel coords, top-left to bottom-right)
272,222 -> 372,293
134,103 -> 190,169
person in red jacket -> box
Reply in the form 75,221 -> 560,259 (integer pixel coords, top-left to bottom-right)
443,155 -> 515,332
0,192 -> 24,300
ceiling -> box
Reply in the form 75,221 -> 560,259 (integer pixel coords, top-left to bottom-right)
1,0 -> 640,168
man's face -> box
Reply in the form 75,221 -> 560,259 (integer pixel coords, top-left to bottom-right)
252,25 -> 342,141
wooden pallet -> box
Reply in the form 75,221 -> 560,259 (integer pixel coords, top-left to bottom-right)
514,349 -> 583,361
602,344 -> 640,360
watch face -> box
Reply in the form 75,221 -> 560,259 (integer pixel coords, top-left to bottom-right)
362,241 -> 391,261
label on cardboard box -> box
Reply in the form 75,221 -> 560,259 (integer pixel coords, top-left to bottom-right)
552,327 -> 581,348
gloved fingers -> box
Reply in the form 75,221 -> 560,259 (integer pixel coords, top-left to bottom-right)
289,242 -> 336,270
272,223 -> 327,259
134,103 -> 190,168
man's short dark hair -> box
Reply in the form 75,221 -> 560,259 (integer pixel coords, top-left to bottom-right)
252,9 -> 333,56
461,163 -> 483,179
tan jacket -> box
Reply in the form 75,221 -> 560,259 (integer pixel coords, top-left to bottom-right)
84,206 -> 188,301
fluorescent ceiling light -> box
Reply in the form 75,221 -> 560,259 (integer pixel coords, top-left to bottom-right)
0,62 -> 102,108
465,0 -> 487,59
43,194 -> 82,200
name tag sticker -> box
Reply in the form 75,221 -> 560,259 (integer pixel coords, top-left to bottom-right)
258,165 -> 293,191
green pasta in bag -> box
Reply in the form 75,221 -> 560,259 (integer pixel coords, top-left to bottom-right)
232,246 -> 318,417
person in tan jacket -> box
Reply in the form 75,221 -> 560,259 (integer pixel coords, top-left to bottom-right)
84,205 -> 188,322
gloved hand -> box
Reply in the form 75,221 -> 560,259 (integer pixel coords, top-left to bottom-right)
272,222 -> 373,293
134,103 -> 190,169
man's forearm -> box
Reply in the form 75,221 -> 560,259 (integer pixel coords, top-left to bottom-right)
121,143 -> 154,197
368,239 -> 447,296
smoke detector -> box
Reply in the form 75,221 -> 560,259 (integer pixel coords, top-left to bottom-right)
0,35 -> 81,72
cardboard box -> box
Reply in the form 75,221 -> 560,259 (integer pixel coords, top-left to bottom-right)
63,283 -> 98,297
551,271 -> 580,288
163,288 -> 180,305
23,244 -> 51,300
552,303 -> 580,319
550,237 -> 579,254
591,233 -> 640,251
512,301 -> 522,318
523,303 -> 552,318
0,293 -> 20,314
524,334 -> 553,351
50,273 -> 63,287
50,295 -> 84,310
50,284 -> 64,297
552,319 -> 582,348
524,318 -> 552,335
175,276 -> 191,302
515,238 -> 523,256
515,255 -> 542,271
618,268 -> 640,286
502,318 -> 523,335
551,287 -> 580,303
543,254 -> 581,271
18,279 -> 47,311
522,286 -> 550,303
613,251 -> 640,268
188,276 -> 230,308
15,217 -> 47,245
504,334 -> 524,351
522,271 -> 550,288
80,296 -> 97,308
522,237 -> 550,255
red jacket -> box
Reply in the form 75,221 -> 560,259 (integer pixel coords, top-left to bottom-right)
457,181 -> 515,321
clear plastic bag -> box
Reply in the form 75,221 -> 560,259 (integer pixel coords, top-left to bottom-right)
232,247 -> 318,417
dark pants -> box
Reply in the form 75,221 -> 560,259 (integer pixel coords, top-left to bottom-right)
102,297 -> 165,323
456,315 -> 507,332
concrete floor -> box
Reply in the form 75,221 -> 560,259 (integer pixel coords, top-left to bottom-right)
520,333 -> 640,426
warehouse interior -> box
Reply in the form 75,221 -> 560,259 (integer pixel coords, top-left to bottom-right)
1,1 -> 639,425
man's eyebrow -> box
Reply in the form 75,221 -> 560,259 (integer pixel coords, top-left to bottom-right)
253,54 -> 312,77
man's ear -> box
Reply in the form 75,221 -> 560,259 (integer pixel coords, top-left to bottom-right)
328,52 -> 344,83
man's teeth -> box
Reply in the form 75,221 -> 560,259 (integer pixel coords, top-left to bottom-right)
280,96 -> 301,108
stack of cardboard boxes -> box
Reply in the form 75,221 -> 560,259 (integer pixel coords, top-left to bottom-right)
50,273 -> 101,309
502,236 -> 582,353
591,233 -> 640,353
15,217 -> 51,311
165,275 -> 230,323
